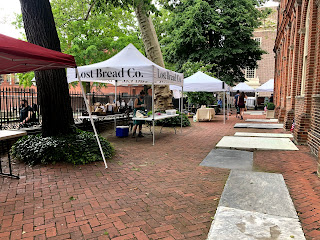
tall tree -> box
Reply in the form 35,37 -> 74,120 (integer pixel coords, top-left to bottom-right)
15,0 -> 144,91
162,0 -> 266,85
134,2 -> 173,110
97,0 -> 173,110
19,0 -> 74,137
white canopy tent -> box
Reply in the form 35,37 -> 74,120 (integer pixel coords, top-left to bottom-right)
170,71 -> 227,92
68,44 -> 184,146
232,82 -> 255,92
170,71 -> 229,123
256,78 -> 274,92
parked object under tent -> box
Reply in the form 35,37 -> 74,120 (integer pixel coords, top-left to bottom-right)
67,43 -> 184,145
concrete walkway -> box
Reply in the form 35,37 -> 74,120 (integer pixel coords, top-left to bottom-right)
207,171 -> 306,240
216,136 -> 299,151
205,112 -> 305,239
245,119 -> 278,123
200,149 -> 253,171
234,123 -> 283,129
234,132 -> 293,138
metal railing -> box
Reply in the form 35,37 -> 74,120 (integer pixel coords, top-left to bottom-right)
0,87 -> 141,129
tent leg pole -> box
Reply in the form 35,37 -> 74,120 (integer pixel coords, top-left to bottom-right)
152,82 -> 155,146
181,87 -> 183,133
76,68 -> 108,168
223,91 -> 226,124
114,80 -> 117,131
227,92 -> 229,120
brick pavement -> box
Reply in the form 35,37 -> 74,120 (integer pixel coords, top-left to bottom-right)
1,112 -> 319,239
254,147 -> 320,240
0,114 -> 234,240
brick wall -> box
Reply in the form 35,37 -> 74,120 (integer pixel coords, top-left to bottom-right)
254,30 -> 277,85
275,0 -> 320,175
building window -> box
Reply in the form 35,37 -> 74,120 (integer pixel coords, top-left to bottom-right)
301,4 -> 310,96
0,74 -> 4,83
254,37 -> 262,46
245,67 -> 256,79
6,74 -> 12,85
14,74 -> 20,85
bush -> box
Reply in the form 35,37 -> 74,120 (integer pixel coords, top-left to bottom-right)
267,102 -> 275,110
147,111 -> 191,127
10,129 -> 114,166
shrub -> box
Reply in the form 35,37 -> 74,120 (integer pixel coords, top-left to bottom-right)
10,129 -> 114,166
147,111 -> 190,127
267,102 -> 275,110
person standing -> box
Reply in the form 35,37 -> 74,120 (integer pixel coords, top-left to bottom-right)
234,90 -> 240,118
237,92 -> 247,120
269,94 -> 274,103
132,90 -> 146,137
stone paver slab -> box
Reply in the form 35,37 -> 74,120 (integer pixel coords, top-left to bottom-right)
207,206 -> 306,240
200,149 -> 253,171
234,123 -> 283,129
216,136 -> 298,151
245,119 -> 278,123
219,170 -> 298,218
234,132 -> 293,138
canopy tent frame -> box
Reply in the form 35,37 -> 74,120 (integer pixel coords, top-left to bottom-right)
69,44 -> 184,146
78,74 -> 184,146
171,72 -> 229,124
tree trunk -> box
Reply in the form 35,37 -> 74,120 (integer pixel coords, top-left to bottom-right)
134,4 -> 173,111
19,0 -> 75,137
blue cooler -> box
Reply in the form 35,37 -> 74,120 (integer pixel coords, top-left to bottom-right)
116,126 -> 129,137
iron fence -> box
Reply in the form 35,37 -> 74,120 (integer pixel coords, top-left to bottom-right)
0,87 -> 142,129
0,87 -> 38,129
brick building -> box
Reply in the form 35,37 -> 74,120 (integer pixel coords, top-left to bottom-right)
274,0 -> 320,174
245,7 -> 278,89
0,73 -> 144,97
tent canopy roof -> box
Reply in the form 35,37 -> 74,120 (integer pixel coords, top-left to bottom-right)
0,34 -> 76,74
80,43 -> 157,69
67,43 -> 184,86
256,79 -> 274,92
232,82 -> 255,92
171,71 -> 227,92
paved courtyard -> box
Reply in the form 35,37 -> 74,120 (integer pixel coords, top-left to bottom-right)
0,113 -> 319,240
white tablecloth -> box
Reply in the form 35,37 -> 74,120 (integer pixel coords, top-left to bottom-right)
196,108 -> 215,121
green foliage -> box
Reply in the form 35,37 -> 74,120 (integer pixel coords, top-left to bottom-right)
180,61 -> 218,106
13,0 -> 144,68
147,111 -> 190,127
186,92 -> 216,106
267,102 -> 275,110
162,0 -> 268,85
13,0 -> 146,89
16,72 -> 34,88
10,129 -> 114,166
51,0 -> 144,66
181,61 -> 216,78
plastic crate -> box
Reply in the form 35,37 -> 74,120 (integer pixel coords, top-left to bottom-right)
165,109 -> 177,115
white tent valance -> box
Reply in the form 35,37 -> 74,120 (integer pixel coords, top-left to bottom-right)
256,79 -> 274,92
232,82 -> 255,92
67,43 -> 183,86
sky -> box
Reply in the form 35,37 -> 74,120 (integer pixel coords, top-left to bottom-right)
0,0 -> 280,39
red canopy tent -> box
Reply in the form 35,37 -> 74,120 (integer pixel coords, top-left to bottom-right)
0,34 -> 108,168
0,33 -> 76,74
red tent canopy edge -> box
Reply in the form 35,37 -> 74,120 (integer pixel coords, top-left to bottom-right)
0,33 -> 77,74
